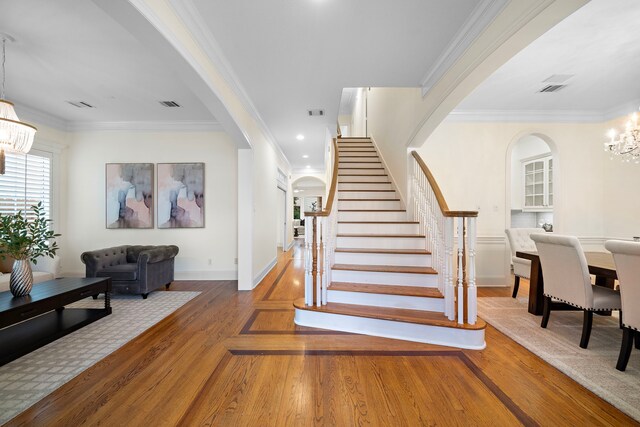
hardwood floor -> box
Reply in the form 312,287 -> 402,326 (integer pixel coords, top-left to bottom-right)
6,242 -> 636,426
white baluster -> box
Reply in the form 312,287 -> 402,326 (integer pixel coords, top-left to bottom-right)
304,218 -> 312,306
457,217 -> 464,324
445,217 -> 455,320
467,216 -> 477,324
322,216 -> 328,305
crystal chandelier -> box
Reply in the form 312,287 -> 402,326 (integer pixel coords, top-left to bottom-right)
605,108 -> 639,164
0,35 -> 37,174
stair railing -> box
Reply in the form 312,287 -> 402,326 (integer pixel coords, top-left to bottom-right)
304,137 -> 339,306
409,151 -> 479,324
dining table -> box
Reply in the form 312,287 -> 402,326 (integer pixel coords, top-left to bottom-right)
515,251 -> 617,315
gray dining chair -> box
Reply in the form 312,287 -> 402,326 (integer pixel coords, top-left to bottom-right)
605,240 -> 640,371
531,234 -> 621,348
505,228 -> 543,298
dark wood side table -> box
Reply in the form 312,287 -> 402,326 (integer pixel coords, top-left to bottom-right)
0,277 -> 112,366
516,251 -> 617,315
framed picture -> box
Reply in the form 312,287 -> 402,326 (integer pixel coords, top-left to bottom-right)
106,163 -> 154,229
157,163 -> 205,228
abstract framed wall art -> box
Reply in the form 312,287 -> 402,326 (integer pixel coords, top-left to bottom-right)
105,163 -> 154,229
157,163 -> 205,228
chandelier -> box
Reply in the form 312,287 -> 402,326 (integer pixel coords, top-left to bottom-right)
605,108 -> 639,163
0,34 -> 37,175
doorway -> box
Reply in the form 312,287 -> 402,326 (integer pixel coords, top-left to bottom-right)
277,187 -> 286,251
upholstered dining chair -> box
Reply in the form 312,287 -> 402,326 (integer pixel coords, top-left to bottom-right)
505,228 -> 542,298
531,234 -> 621,349
605,240 -> 640,371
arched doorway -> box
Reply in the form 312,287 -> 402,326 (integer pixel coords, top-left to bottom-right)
505,133 -> 560,232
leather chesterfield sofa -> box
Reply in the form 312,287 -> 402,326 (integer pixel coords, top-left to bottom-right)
81,245 -> 179,299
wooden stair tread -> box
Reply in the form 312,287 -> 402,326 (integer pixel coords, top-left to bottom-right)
338,198 -> 401,201
338,174 -> 389,177
332,264 -> 437,274
330,282 -> 443,298
293,299 -> 485,330
339,209 -> 404,212
338,167 -> 385,170
338,190 -> 396,192
338,221 -> 419,224
338,181 -> 392,184
335,247 -> 429,254
337,234 -> 422,238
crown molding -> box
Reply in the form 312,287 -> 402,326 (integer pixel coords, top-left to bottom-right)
165,0 -> 291,170
447,97 -> 640,123
68,120 -> 223,132
420,0 -> 509,96
13,103 -> 70,131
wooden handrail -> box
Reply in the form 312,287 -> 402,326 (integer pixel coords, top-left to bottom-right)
411,151 -> 478,218
305,138 -> 339,217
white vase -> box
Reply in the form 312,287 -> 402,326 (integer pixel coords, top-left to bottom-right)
10,259 -> 33,297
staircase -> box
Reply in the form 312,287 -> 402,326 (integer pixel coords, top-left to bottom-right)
294,137 -> 486,349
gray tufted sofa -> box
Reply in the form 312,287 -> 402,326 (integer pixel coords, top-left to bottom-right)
81,245 -> 179,299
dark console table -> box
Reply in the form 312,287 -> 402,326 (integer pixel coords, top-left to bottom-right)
0,277 -> 112,366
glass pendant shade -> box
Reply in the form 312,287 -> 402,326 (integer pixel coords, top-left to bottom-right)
0,99 -> 36,153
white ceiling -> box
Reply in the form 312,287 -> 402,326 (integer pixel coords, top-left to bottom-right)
189,0 -> 482,169
456,0 -> 640,117
0,0 -> 215,125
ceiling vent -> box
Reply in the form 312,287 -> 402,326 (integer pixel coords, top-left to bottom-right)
308,109 -> 324,116
67,101 -> 95,108
538,84 -> 567,93
159,101 -> 181,107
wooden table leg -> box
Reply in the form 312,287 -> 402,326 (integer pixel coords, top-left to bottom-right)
528,257 -> 544,315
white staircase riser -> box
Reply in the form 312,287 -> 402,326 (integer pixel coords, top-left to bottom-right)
331,270 -> 437,287
327,290 -> 444,312
339,162 -> 383,169
338,142 -> 373,146
338,200 -> 402,210
334,251 -> 431,267
338,149 -> 377,154
338,175 -> 389,183
338,168 -> 387,176
337,191 -> 398,200
338,156 -> 380,161
338,211 -> 408,221
338,183 -> 393,191
337,222 -> 418,234
294,309 -> 486,350
337,236 -> 424,250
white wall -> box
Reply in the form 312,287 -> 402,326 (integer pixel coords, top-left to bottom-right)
62,130 -> 238,280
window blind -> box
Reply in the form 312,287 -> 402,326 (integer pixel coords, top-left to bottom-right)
0,151 -> 51,220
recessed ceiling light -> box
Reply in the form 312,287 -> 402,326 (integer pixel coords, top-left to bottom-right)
306,165 -> 311,168
302,155 -> 309,158
296,134 -> 305,141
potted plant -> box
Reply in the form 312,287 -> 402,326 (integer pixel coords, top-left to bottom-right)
0,202 -> 60,297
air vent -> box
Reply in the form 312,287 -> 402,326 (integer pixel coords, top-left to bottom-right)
538,84 -> 566,93
308,109 -> 324,116
67,101 -> 95,108
159,101 -> 181,107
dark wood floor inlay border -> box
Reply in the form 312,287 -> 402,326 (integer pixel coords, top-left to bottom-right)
261,259 -> 293,301
240,309 -> 347,335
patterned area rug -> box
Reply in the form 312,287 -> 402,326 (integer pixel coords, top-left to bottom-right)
0,291 -> 199,424
478,297 -> 640,421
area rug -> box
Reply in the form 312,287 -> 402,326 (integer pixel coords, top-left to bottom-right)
478,297 -> 640,421
0,291 -> 200,424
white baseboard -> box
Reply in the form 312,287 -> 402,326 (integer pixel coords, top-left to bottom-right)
286,240 -> 295,250
252,256 -> 277,288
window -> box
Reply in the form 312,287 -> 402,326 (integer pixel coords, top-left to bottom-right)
523,155 -> 552,210
0,150 -> 51,220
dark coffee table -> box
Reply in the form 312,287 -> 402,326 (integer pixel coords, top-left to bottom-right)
0,277 -> 112,366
